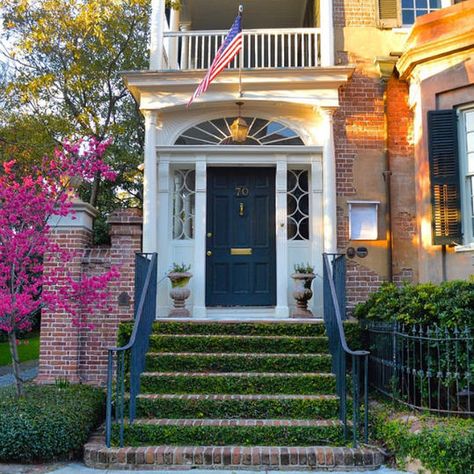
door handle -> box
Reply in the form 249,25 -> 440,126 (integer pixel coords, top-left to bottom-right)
239,202 -> 244,216
207,250 -> 212,257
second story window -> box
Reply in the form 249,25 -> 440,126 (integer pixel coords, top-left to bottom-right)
378,0 -> 442,27
401,0 -> 441,25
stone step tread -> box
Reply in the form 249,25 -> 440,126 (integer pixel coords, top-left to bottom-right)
151,334 -> 327,339
154,318 -> 326,324
137,393 -> 339,401
130,418 -> 343,427
85,442 -> 385,470
142,371 -> 336,377
147,352 -> 330,358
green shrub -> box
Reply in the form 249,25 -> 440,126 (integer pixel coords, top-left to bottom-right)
354,280 -> 474,328
371,403 -> 474,474
0,384 -> 105,463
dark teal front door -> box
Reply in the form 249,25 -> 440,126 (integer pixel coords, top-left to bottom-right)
206,167 -> 276,306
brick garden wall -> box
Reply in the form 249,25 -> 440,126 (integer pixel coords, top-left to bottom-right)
37,208 -> 142,386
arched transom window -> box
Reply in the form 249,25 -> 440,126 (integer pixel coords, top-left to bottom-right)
175,117 -> 305,146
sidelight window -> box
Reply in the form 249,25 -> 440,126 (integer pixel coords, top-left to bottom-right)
172,169 -> 195,240
287,169 -> 309,240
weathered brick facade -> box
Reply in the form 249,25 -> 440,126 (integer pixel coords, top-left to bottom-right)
331,0 -> 417,304
386,75 -> 417,284
37,207 -> 142,385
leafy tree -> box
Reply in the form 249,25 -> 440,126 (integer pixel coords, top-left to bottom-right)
0,139 -> 119,398
0,0 -> 149,228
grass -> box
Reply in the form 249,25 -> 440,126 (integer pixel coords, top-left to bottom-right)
0,332 -> 40,367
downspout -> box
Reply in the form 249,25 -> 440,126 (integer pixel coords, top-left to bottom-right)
383,86 -> 393,283
376,56 -> 400,282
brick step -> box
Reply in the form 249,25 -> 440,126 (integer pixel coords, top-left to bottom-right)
145,351 -> 333,373
148,334 -> 329,354
111,418 -> 345,447
119,320 -> 327,339
85,441 -> 385,470
140,371 -> 337,395
133,393 -> 340,420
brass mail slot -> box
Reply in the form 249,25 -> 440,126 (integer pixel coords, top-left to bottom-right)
230,248 -> 253,256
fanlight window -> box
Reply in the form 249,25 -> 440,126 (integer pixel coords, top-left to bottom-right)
175,118 -> 305,146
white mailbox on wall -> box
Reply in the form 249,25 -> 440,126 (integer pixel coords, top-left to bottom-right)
348,201 -> 380,240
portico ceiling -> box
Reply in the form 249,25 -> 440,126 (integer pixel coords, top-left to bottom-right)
180,0 -> 309,29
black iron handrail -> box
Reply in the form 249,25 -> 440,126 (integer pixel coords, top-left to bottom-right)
105,252 -> 158,448
323,253 -> 369,446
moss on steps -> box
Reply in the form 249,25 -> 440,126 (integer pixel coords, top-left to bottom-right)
147,334 -> 329,354
118,321 -> 327,344
111,420 -> 345,447
145,352 -> 333,373
140,372 -> 337,395
134,394 -> 340,420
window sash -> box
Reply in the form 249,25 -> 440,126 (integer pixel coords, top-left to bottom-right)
460,109 -> 474,244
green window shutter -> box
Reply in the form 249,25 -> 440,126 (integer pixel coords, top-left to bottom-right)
378,0 -> 399,27
428,109 -> 463,245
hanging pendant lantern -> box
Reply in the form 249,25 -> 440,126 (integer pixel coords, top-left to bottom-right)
230,102 -> 249,143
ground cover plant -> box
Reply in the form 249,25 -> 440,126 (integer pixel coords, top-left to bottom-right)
0,384 -> 105,462
371,401 -> 474,474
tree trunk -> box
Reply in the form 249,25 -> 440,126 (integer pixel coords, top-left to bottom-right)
89,172 -> 101,208
8,330 -> 24,398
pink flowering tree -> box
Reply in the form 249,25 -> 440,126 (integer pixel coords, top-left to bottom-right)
0,138 -> 119,397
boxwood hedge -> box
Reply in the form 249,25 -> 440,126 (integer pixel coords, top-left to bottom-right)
0,384 -> 105,462
354,280 -> 474,328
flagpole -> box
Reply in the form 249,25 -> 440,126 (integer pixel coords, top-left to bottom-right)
238,4 -> 243,98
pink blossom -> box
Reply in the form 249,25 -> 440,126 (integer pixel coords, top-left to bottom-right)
0,138 -> 119,336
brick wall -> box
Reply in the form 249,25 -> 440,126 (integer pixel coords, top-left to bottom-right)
386,76 -> 417,283
334,70 -> 387,304
334,0 -> 377,27
334,72 -> 385,201
37,208 -> 142,386
346,260 -> 386,310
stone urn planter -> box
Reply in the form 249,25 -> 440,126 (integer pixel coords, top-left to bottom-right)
291,264 -> 315,318
168,264 -> 192,317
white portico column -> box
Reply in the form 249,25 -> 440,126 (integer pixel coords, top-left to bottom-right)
150,0 -> 166,70
320,0 -> 335,66
321,107 -> 338,254
193,159 -> 207,318
157,157 -> 171,317
167,7 -> 181,69
275,159 -> 289,318
142,110 -> 158,253
179,22 -> 192,70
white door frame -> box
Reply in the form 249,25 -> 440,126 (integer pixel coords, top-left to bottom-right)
154,146 -> 328,319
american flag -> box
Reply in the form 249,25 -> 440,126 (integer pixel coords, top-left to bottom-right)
188,13 -> 243,107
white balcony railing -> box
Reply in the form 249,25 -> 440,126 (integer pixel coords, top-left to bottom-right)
163,28 -> 321,71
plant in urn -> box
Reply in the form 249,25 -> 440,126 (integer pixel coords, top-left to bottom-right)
291,263 -> 315,318
168,263 -> 192,317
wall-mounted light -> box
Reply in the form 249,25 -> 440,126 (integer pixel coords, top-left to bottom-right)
230,101 -> 249,143
348,201 -> 380,240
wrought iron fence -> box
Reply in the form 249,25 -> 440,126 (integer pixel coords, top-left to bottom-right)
363,320 -> 474,416
323,253 -> 370,446
105,253 -> 158,448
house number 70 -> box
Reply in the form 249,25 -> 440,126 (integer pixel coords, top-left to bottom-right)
235,186 -> 249,197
